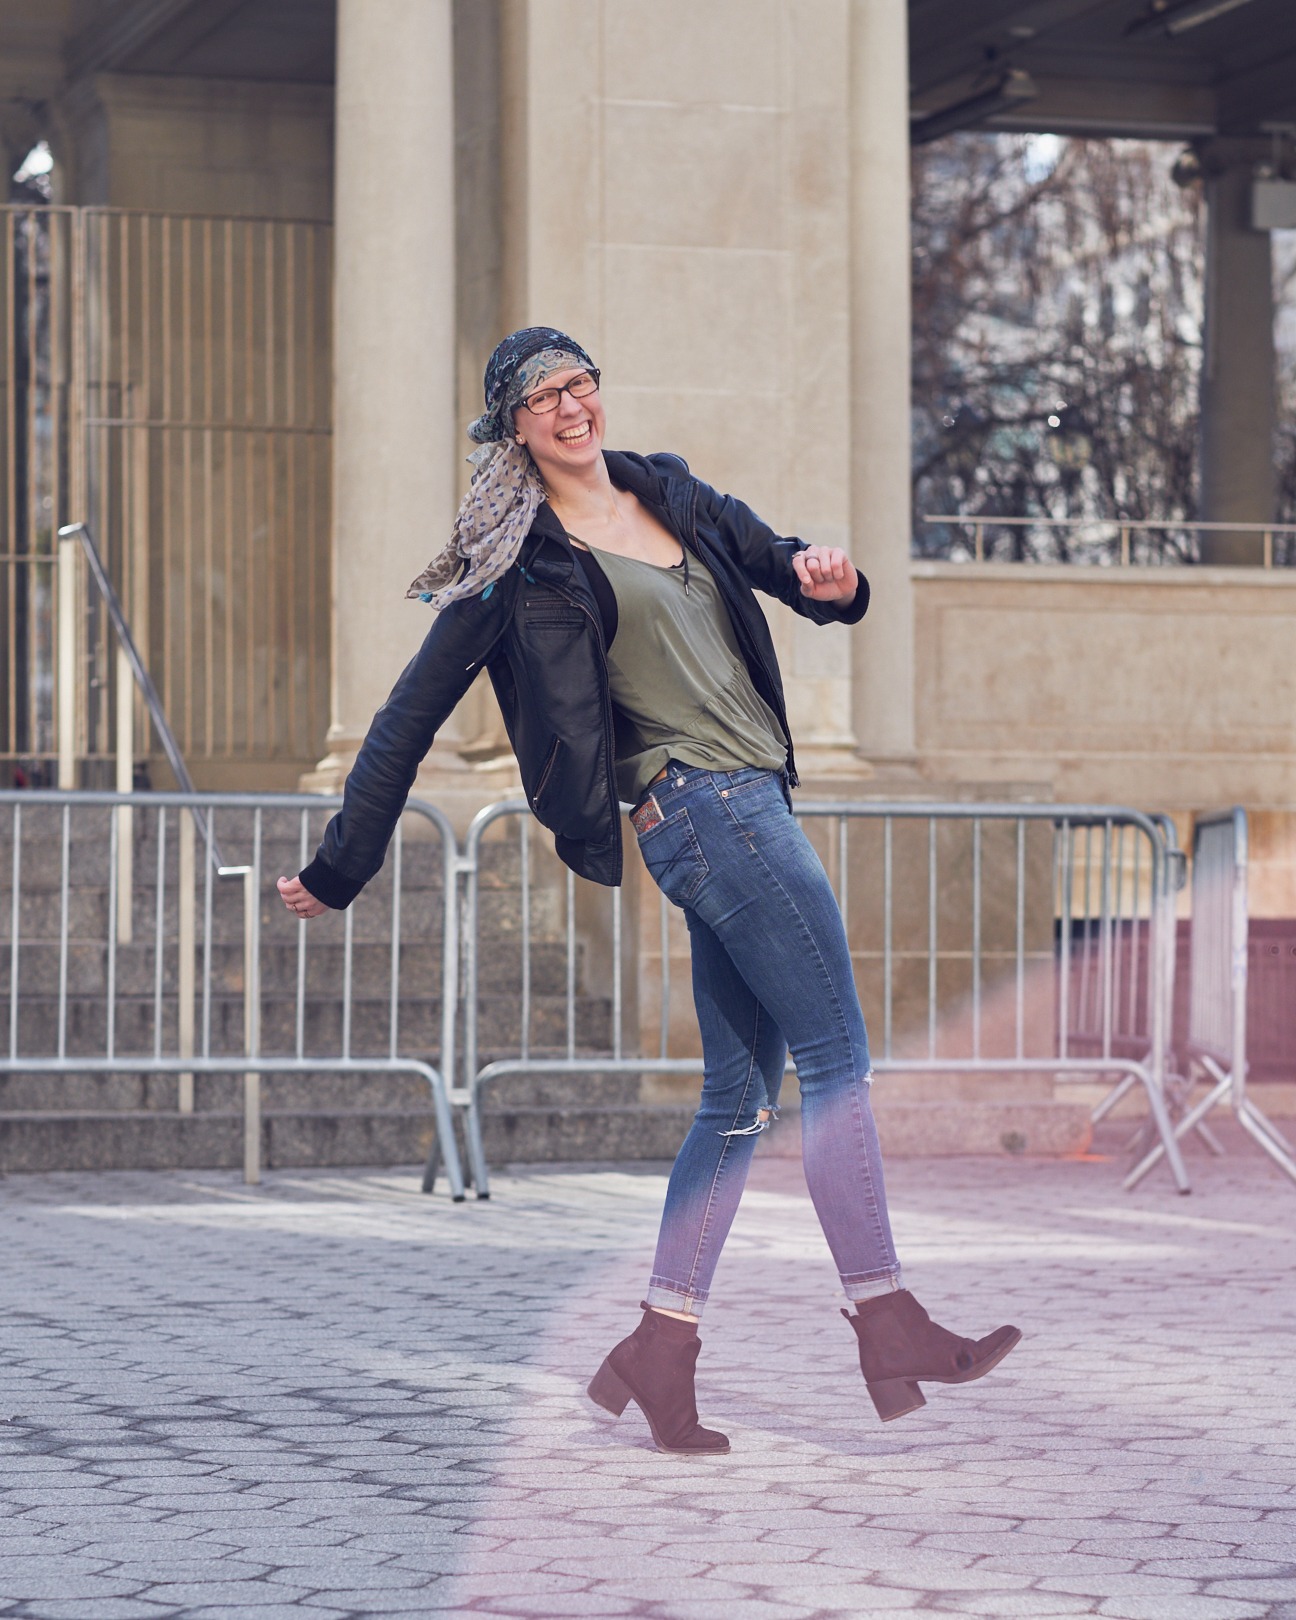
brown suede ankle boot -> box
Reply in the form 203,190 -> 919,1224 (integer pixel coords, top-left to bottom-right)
841,1290 -> 1021,1421
587,1304 -> 730,1454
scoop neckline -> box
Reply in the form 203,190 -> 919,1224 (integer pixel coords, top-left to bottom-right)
568,534 -> 686,572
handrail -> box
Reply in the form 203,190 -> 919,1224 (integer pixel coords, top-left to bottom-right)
56,522 -> 225,870
921,513 -> 1296,567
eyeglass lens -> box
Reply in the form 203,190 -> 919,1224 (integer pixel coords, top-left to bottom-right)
522,372 -> 599,414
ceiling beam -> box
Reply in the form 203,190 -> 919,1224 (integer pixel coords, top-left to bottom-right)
1215,48 -> 1296,132
912,72 -> 1217,139
909,0 -> 1128,94
986,72 -> 1218,135
65,0 -> 250,83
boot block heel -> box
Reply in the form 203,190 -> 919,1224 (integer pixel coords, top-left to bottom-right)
868,1377 -> 926,1422
587,1357 -> 632,1417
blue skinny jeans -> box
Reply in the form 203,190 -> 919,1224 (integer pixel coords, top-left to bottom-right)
634,762 -> 901,1316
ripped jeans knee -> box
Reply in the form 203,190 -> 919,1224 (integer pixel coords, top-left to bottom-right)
718,1103 -> 780,1139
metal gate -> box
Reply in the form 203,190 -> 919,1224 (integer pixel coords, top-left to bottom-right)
0,204 -> 332,786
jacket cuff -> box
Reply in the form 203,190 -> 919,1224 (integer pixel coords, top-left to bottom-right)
298,854 -> 367,911
809,574 -> 869,626
830,574 -> 870,625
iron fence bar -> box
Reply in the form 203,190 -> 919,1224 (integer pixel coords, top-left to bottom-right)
106,807 -> 119,1059
520,812 -> 531,1062
1058,819 -> 1072,1063
296,810 -> 309,1060
566,867 -> 576,1063
57,805 -> 69,1061
972,818 -> 982,1061
1099,820 -> 1114,1061
341,882 -> 354,1061
612,878 -> 623,1062
658,890 -> 670,1061
927,817 -> 937,1060
201,809 -> 214,1060
883,817 -> 893,1061
389,818 -> 402,1060
152,808 -> 167,1062
1014,818 -> 1025,1061
8,803 -> 19,1060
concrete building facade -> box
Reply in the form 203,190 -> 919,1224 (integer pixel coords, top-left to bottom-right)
0,0 -> 1294,827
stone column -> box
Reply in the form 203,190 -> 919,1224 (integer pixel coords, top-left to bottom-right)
849,0 -> 915,764
307,0 -> 459,788
1199,144 -> 1276,567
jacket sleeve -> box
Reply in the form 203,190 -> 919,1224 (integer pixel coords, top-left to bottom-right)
299,588 -> 509,909
693,480 -> 870,627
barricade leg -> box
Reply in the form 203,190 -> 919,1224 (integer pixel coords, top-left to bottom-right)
1236,1103 -> 1296,1182
1091,1073 -> 1138,1123
465,1094 -> 491,1199
1124,1073 -> 1222,1190
424,1072 -> 467,1201
1121,1066 -> 1192,1193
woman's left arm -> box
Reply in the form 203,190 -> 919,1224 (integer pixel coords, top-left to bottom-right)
694,482 -> 869,625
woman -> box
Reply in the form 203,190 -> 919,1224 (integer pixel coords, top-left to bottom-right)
277,327 -> 1020,1455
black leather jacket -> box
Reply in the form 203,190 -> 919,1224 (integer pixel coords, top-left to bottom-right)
300,450 -> 869,905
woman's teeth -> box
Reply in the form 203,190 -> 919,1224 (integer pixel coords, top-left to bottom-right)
557,423 -> 591,444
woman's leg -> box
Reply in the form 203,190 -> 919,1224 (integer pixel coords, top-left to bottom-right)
636,765 -> 901,1303
645,907 -> 788,1317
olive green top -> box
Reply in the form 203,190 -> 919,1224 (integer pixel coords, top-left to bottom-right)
579,540 -> 787,805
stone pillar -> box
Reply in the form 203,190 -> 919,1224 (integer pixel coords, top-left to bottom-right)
307,0 -> 459,788
1199,144 -> 1276,567
849,0 -> 915,764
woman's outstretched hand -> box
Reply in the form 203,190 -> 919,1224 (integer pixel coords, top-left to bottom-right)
277,874 -> 330,920
792,545 -> 858,603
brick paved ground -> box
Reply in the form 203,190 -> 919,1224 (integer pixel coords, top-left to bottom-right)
2,1135 -> 1294,1620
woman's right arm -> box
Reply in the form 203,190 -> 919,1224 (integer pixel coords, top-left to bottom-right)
298,586 -> 510,909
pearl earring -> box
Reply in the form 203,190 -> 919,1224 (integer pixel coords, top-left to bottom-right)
515,434 -> 526,445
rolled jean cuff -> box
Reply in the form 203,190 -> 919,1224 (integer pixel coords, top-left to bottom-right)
645,1281 -> 706,1319
843,1267 -> 903,1303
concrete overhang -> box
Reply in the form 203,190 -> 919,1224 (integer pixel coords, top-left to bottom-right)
910,0 -> 1296,142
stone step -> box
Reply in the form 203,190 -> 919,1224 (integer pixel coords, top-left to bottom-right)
0,1109 -> 442,1174
0,1104 -> 698,1176
0,1066 -> 647,1114
761,1098 -> 1093,1159
0,1091 -> 1096,1176
0,939 -> 580,996
0,992 -> 612,1056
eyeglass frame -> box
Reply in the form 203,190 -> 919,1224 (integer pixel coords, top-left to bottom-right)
516,368 -> 601,416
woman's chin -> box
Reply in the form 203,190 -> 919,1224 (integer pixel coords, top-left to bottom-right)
542,437 -> 602,475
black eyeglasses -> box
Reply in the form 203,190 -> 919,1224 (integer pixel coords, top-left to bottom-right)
517,369 -> 601,416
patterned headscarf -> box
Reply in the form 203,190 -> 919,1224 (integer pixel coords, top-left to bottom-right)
406,327 -> 597,608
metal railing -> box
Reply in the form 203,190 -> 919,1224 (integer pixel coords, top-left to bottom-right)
921,514 -> 1296,568
0,789 -> 465,1198
1127,807 -> 1296,1188
451,799 -> 1191,1197
2,787 -> 1201,1202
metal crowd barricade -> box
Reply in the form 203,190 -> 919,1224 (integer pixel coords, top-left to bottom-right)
1127,807 -> 1296,1188
0,789 -> 465,1199
450,798 -> 1190,1198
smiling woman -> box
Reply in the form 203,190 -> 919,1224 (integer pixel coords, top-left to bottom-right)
275,324 -> 1020,1454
